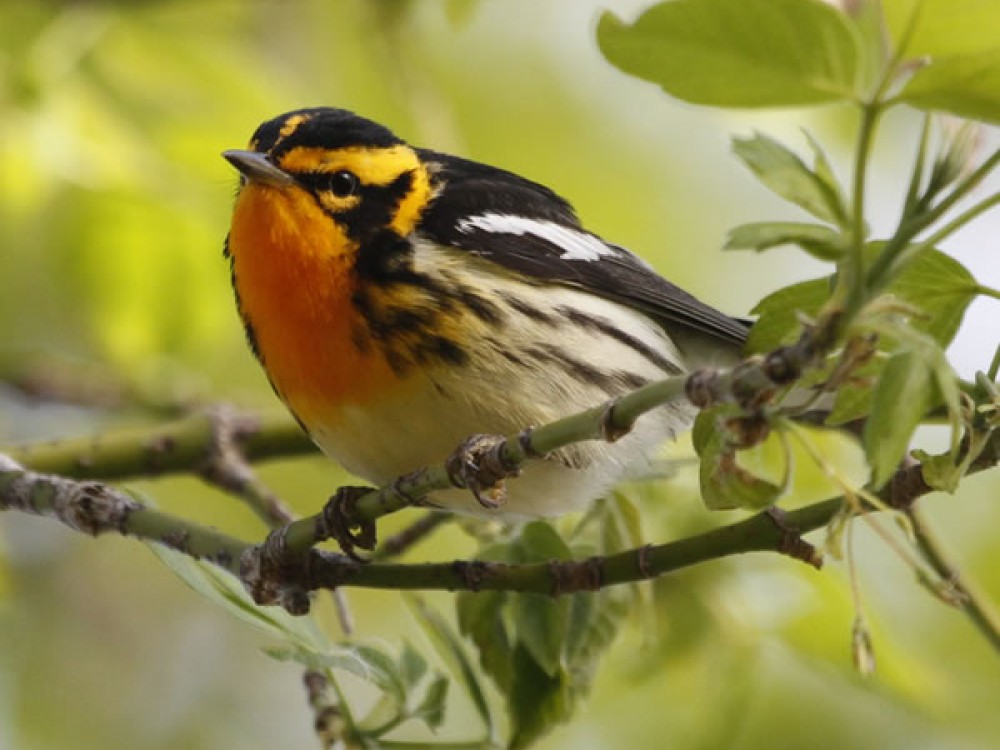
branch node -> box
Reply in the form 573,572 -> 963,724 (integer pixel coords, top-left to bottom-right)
636,544 -> 654,579
239,536 -> 314,615
685,367 -> 723,408
763,347 -> 802,385
452,560 -> 496,592
600,398 -> 634,442
518,426 -> 544,458
766,507 -> 823,569
445,433 -> 519,510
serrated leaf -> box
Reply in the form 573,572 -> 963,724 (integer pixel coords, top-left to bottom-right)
733,133 -> 848,225
456,590 -> 513,692
405,594 -> 494,735
351,643 -> 409,706
262,644 -> 383,685
148,545 -> 325,650
596,0 -> 861,108
899,49 -> 1000,124
414,674 -> 449,731
804,130 -> 850,225
563,587 -> 630,692
746,246 -> 977,355
507,523 -> 574,678
746,278 -> 830,353
725,221 -> 845,259
912,448 -> 963,493
887,246 -> 978,346
508,643 -> 574,750
864,350 -> 935,488
399,640 -> 429,688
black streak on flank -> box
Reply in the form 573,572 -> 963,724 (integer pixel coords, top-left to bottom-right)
554,305 -> 683,375
528,344 -> 648,396
498,291 -> 556,325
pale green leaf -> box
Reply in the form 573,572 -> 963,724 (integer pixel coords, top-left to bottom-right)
746,278 -> 830,353
148,545 -> 325,651
456,590 -> 513,692
883,0 -> 1000,58
912,448 -> 963,493
899,49 -> 1000,124
864,351 -> 935,489
804,130 -> 850,224
414,674 -> 449,731
405,595 -> 494,735
733,133 -> 848,225
888,247 -> 979,346
725,221 -> 844,259
597,0 -> 862,107
508,643 -> 573,750
510,523 -> 573,678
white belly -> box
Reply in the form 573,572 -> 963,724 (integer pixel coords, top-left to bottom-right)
308,278 -> 698,517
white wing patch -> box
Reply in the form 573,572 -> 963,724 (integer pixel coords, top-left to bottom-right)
457,212 -> 616,262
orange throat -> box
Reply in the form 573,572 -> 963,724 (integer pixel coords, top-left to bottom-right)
228,183 -> 399,421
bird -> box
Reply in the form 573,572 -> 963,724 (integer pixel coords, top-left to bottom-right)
223,107 -> 748,518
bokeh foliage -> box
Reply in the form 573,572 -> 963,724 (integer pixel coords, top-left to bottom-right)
1,1 -> 999,749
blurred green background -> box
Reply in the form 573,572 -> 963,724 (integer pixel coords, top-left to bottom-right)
0,1 -> 998,748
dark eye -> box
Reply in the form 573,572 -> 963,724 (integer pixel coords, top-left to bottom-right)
327,170 -> 359,198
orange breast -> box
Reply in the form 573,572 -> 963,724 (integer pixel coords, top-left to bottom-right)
228,183 -> 400,421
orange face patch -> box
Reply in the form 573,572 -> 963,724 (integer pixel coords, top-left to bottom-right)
227,182 -> 402,419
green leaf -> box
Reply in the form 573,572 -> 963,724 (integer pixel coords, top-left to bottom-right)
456,589 -> 513,692
733,133 -> 849,226
508,643 -> 574,750
747,246 -> 976,355
825,358 -> 882,426
888,247 -> 979,346
596,0 -> 861,108
351,643 -> 409,707
510,523 -> 572,677
804,130 -> 850,224
912,448 -> 963,493
414,674 -> 449,731
898,50 -> 1000,124
405,595 -> 494,736
863,350 -> 935,489
746,277 -> 830,353
725,221 -> 845,259
147,545 -> 327,651
563,587 -> 630,689
399,640 -> 429,688
883,0 -> 1000,58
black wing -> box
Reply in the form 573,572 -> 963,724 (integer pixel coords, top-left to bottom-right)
417,150 -> 749,349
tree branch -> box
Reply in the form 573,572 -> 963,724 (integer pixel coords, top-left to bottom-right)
4,427 -> 996,616
4,405 -> 316,481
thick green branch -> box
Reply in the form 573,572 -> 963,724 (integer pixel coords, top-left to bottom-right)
3,406 -> 316,481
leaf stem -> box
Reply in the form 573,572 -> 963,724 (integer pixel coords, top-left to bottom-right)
867,149 -> 1000,293
908,506 -> 1000,654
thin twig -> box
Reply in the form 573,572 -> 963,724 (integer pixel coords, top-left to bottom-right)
907,505 -> 1000,653
371,512 -> 452,561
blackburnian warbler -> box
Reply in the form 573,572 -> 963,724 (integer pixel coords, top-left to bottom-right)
223,107 -> 748,517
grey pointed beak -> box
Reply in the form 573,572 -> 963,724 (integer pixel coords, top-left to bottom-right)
223,149 -> 295,187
